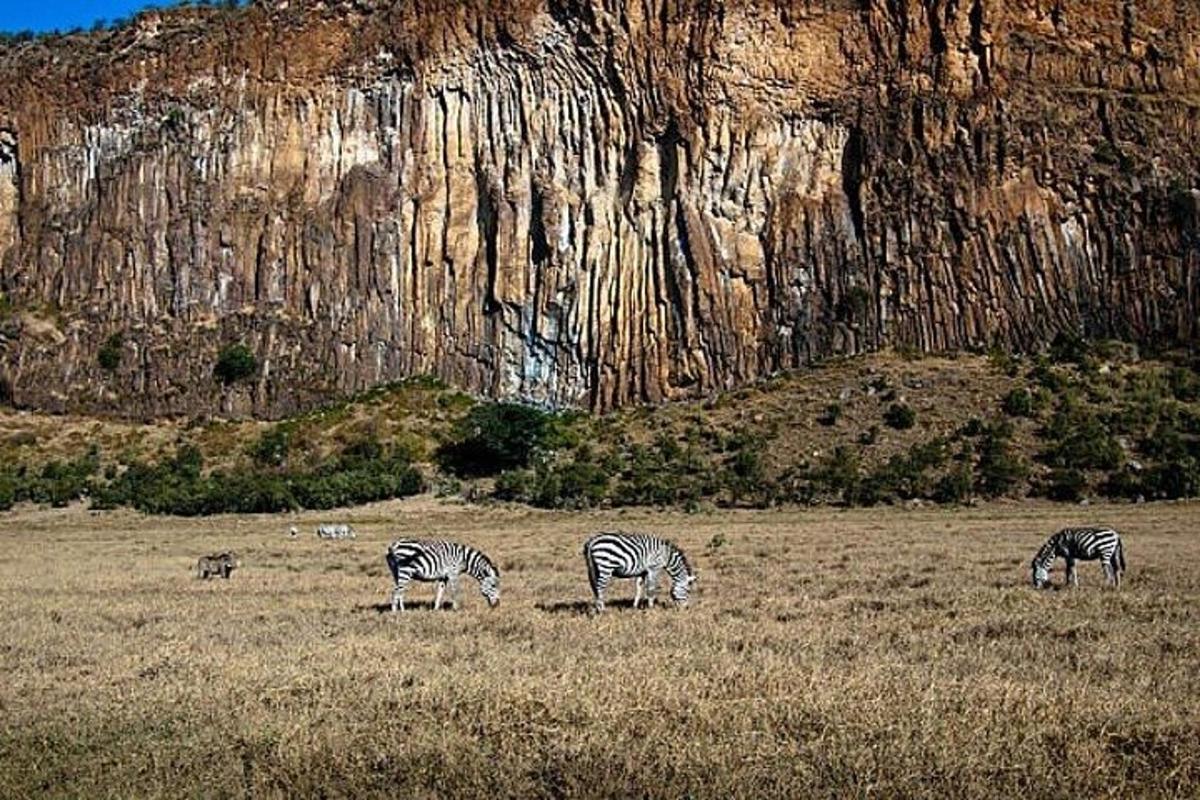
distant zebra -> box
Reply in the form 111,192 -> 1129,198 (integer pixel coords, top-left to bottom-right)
317,523 -> 355,540
1031,526 -> 1126,589
583,532 -> 697,612
385,540 -> 500,612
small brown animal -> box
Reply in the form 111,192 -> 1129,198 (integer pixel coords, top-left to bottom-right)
196,552 -> 239,580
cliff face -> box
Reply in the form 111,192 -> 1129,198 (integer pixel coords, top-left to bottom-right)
0,0 -> 1196,417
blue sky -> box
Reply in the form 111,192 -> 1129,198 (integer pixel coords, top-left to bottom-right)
1,2 -> 214,33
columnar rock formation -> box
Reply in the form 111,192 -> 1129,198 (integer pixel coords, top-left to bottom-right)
0,0 -> 1196,417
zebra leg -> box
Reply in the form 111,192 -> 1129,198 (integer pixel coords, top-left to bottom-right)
633,576 -> 643,609
448,576 -> 460,610
592,571 -> 609,613
1103,560 -> 1115,587
434,581 -> 446,611
1066,558 -> 1078,588
644,568 -> 659,608
391,576 -> 410,613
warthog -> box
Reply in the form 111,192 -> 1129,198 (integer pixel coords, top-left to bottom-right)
196,552 -> 239,579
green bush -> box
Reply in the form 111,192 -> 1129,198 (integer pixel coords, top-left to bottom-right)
15,449 -> 101,508
814,446 -> 863,505
1001,387 -> 1034,417
722,434 -> 772,506
1143,458 -> 1200,500
1028,358 -> 1070,393
819,403 -> 842,427
1102,459 -> 1200,501
1168,367 -> 1200,402
1049,332 -> 1090,365
976,423 -> 1027,498
612,436 -> 711,508
436,403 -> 552,477
91,441 -> 423,516
537,460 -> 610,509
0,472 -> 16,511
98,333 -> 123,372
883,403 -> 916,430
214,344 -> 257,385
249,426 -> 291,467
934,461 -> 973,505
1099,467 -> 1143,501
493,469 -> 533,502
1041,401 -> 1124,471
986,346 -> 1020,377
1141,422 -> 1189,461
1043,468 -> 1087,502
862,437 -> 950,504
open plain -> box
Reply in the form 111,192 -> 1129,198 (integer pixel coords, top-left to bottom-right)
1,499 -> 1198,799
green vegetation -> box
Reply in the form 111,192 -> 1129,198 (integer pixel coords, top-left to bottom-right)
91,437 -> 423,516
883,402 -> 916,430
1041,398 -> 1124,471
214,343 -> 257,385
3,342 -> 1199,515
1001,387 -> 1033,417
436,402 -> 556,477
98,333 -> 124,372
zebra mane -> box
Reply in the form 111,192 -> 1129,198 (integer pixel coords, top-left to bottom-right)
1032,538 -> 1057,567
467,546 -> 499,579
667,539 -> 693,579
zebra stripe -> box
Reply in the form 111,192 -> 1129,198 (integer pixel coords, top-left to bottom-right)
1031,526 -> 1126,589
385,540 -> 500,611
583,531 -> 697,612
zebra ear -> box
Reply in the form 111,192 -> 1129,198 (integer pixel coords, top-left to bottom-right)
688,574 -> 698,584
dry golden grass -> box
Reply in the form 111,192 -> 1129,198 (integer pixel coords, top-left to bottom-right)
1,499 -> 1198,798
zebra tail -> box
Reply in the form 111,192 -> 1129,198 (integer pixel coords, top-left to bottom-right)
1117,539 -> 1126,572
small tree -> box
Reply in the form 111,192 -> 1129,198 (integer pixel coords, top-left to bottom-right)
436,403 -> 551,477
1001,387 -> 1033,417
98,333 -> 124,372
976,424 -> 1027,497
214,344 -> 257,385
934,462 -> 974,505
884,403 -> 916,430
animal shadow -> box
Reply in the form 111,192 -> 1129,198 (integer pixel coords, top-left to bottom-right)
356,600 -> 444,614
535,599 -> 637,616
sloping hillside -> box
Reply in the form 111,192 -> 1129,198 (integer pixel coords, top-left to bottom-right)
2,340 -> 1197,513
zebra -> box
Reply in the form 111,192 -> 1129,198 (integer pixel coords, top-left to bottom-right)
385,540 -> 500,612
317,523 -> 355,540
1031,526 -> 1126,589
196,552 -> 238,580
582,532 -> 697,612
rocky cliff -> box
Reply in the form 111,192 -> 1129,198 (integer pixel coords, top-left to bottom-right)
0,0 -> 1196,418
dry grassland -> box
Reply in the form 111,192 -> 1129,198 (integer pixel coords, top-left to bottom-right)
1,499 -> 1198,798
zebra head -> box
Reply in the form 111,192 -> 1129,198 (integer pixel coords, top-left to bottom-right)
479,572 -> 500,607
1031,560 -> 1050,588
670,572 -> 698,606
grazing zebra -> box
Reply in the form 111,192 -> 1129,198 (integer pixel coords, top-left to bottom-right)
1031,526 -> 1126,589
316,523 -> 355,540
196,552 -> 238,580
583,532 -> 697,612
385,540 -> 500,612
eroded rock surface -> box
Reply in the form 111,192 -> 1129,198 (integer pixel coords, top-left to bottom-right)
0,0 -> 1196,417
